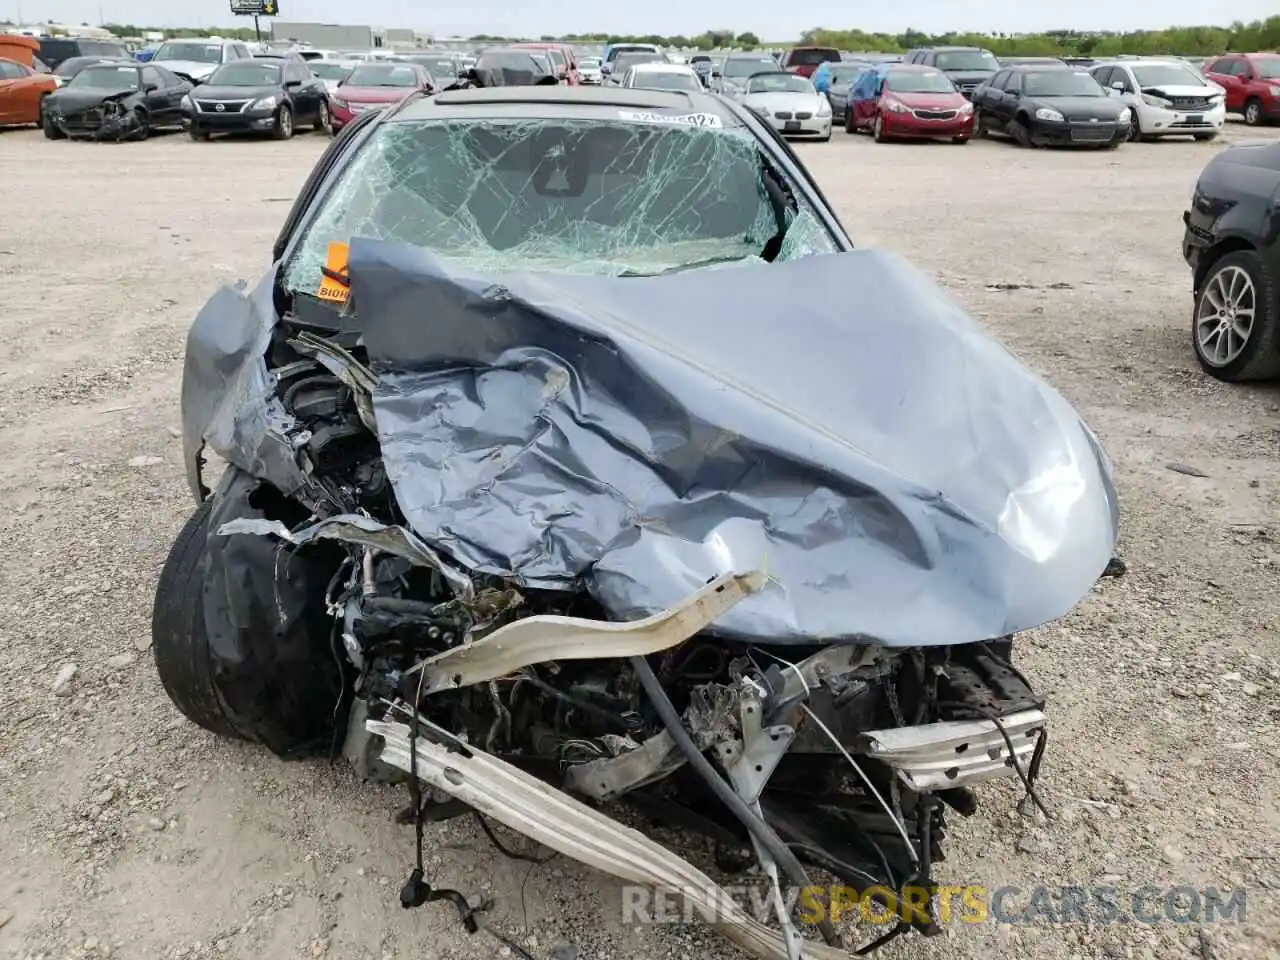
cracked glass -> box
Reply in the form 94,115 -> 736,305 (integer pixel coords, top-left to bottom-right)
282,118 -> 838,289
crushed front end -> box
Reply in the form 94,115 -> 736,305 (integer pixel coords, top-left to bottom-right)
170,235 -> 1118,957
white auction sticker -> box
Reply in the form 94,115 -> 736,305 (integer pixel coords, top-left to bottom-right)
617,110 -> 723,128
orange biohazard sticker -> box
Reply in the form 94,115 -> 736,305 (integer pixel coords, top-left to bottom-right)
316,241 -> 350,304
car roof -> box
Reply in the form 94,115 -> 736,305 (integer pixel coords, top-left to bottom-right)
886,63 -> 947,72
397,85 -> 742,125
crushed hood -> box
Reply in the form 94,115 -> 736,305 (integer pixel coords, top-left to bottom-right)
182,241 -> 1118,647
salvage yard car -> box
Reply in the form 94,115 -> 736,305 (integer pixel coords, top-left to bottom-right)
42,62 -> 189,140
329,62 -> 434,135
183,57 -> 330,141
739,71 -> 832,140
1183,140 -> 1280,382
846,63 -> 974,143
1089,59 -> 1225,141
158,85 -> 1119,959
0,57 -> 57,127
973,63 -> 1130,148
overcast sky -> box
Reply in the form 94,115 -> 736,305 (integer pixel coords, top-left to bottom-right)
5,0 -> 1273,39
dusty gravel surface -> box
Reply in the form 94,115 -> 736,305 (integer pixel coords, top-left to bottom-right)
1,118 -> 1278,960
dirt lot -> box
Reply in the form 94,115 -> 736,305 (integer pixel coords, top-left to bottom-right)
1,118 -> 1278,960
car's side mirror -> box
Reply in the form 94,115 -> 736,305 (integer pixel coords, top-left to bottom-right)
711,70 -> 721,78
144,82 -> 158,92
285,79 -> 301,87
1110,81 -> 1124,92
465,67 -> 480,83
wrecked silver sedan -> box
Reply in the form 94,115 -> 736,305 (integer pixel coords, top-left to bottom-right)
155,86 -> 1120,958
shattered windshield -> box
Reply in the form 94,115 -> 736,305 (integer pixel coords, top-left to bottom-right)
282,117 -> 838,289
68,65 -> 140,90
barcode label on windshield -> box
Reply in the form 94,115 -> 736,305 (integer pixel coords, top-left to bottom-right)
617,110 -> 723,128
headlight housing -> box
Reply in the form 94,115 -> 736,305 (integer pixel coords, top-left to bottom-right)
957,100 -> 974,113
180,93 -> 192,110
1141,93 -> 1171,107
330,95 -> 346,108
816,98 -> 831,116
251,94 -> 278,111
1034,107 -> 1064,122
1118,107 -> 1132,122
882,98 -> 910,113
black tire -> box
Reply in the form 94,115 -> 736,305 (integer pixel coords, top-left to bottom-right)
844,109 -> 856,134
1193,132 -> 1217,142
152,501 -> 244,739
1011,115 -> 1033,147
1191,249 -> 1280,382
1243,98 -> 1263,126
42,103 -> 64,139
273,104 -> 294,140
189,124 -> 209,141
132,108 -> 149,141
314,99 -> 330,133
872,113 -> 887,142
1126,110 -> 1141,141
953,136 -> 969,145
974,110 -> 990,137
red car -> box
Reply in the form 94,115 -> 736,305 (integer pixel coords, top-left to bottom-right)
0,57 -> 58,127
510,42 -> 580,84
1203,53 -> 1280,126
329,62 -> 433,134
780,46 -> 841,79
847,64 -> 975,143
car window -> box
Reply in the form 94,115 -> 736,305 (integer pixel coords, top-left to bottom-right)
724,57 -> 780,79
346,64 -> 420,87
155,42 -> 224,64
1000,71 -> 1021,92
142,66 -> 164,88
634,71 -> 701,91
39,39 -> 78,63
1022,70 -> 1104,97
68,65 -> 140,89
1217,59 -> 1243,76
747,73 -> 815,94
884,70 -> 955,94
1130,63 -> 1204,87
935,50 -> 999,71
1254,58 -> 1280,79
1091,66 -> 1112,88
208,61 -> 283,86
0,60 -> 25,80
786,48 -> 840,67
156,66 -> 181,86
282,118 -> 839,289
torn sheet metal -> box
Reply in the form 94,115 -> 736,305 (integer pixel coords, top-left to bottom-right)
180,275 -> 310,502
408,570 -> 765,695
216,513 -> 475,601
343,238 -> 1118,647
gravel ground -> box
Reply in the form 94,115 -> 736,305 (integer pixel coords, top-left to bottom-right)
0,119 -> 1278,960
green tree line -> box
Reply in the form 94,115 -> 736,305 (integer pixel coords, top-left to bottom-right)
533,18 -> 1278,54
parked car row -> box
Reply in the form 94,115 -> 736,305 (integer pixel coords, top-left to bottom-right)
815,59 -> 1235,146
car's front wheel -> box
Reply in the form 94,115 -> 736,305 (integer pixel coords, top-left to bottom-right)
189,124 -> 210,141
42,104 -> 64,140
151,501 -> 245,739
1192,249 -> 1280,382
1243,98 -> 1263,126
872,113 -> 887,142
314,100 -> 330,133
273,104 -> 294,140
